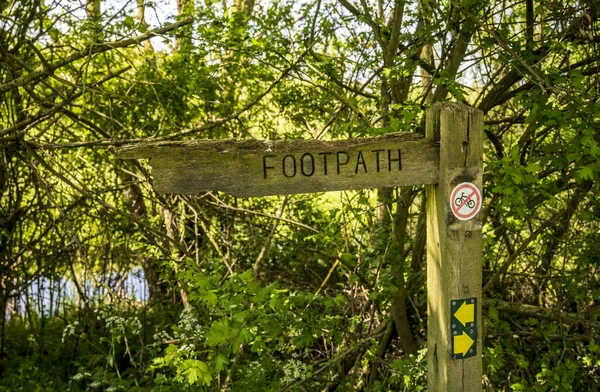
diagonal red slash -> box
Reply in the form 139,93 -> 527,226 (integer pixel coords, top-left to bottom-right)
457,190 -> 476,211
450,183 -> 482,221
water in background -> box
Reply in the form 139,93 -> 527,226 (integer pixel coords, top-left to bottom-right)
4,267 -> 148,319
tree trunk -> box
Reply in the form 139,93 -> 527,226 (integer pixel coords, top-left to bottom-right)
175,0 -> 194,51
136,0 -> 154,52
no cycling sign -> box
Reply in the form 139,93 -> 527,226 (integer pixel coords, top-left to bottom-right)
450,182 -> 482,221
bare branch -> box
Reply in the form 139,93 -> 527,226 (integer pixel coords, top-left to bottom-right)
485,299 -> 600,329
0,66 -> 131,138
0,18 -> 193,95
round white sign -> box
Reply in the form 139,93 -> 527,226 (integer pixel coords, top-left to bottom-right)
450,182 -> 482,221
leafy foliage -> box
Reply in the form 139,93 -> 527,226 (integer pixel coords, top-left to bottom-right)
1,0 -> 600,390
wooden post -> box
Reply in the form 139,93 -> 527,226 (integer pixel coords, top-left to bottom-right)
426,102 -> 483,391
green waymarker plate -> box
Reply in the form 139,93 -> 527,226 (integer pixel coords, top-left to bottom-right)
450,297 -> 477,359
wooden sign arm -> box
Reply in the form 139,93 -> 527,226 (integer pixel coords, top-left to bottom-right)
117,133 -> 440,197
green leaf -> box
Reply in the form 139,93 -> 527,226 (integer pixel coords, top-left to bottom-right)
214,353 -> 229,372
489,306 -> 499,321
182,359 -> 211,386
233,327 -> 253,353
206,319 -> 232,347
203,291 -> 218,307
576,165 -> 594,181
184,364 -> 200,384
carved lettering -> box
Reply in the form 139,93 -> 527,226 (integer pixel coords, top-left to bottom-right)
300,153 -> 315,177
388,149 -> 401,171
318,152 -> 332,175
355,151 -> 367,174
262,147 -> 403,180
372,149 -> 384,172
263,154 -> 275,179
336,151 -> 349,174
282,155 -> 297,178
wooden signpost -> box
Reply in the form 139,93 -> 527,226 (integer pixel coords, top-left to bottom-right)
117,133 -> 439,197
425,103 -> 483,391
119,102 -> 484,391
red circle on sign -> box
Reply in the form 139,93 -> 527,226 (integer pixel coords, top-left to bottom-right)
450,182 -> 482,221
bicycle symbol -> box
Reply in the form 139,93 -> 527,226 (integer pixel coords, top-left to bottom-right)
454,192 -> 476,209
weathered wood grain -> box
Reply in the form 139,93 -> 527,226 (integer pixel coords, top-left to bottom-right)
117,133 -> 439,197
426,102 -> 483,391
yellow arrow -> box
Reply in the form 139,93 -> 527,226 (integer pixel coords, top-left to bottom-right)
453,331 -> 475,356
454,301 -> 474,327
